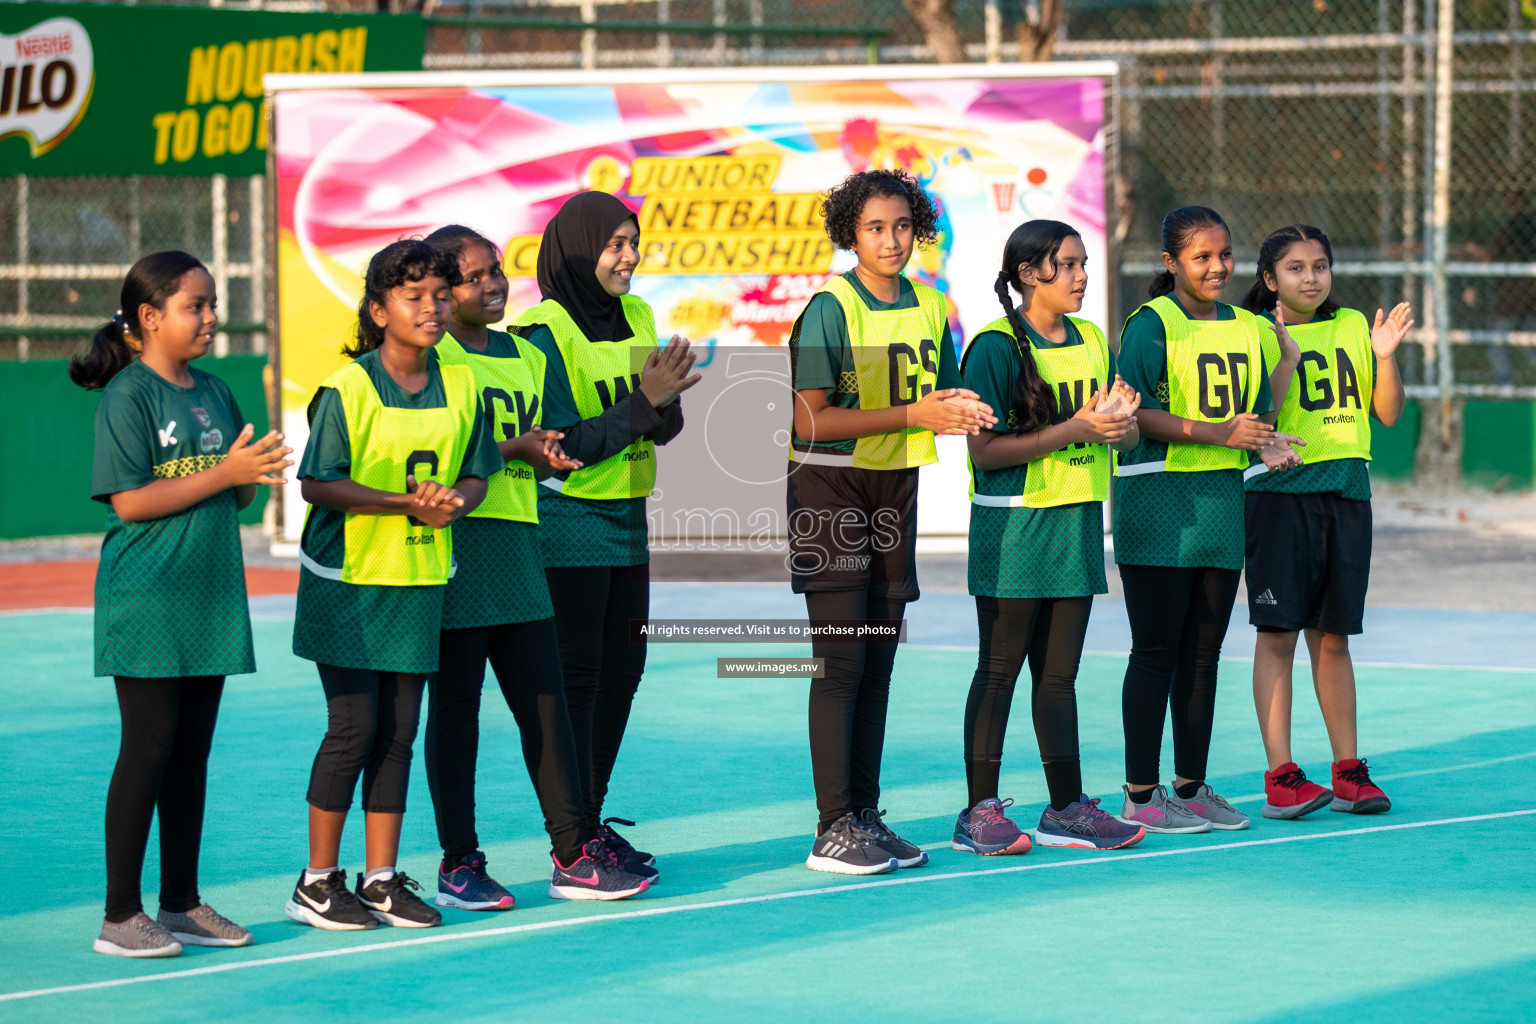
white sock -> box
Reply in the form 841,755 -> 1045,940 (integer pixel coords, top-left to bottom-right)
364,865 -> 396,888
304,866 -> 339,886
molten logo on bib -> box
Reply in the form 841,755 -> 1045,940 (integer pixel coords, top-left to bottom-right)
0,17 -> 93,156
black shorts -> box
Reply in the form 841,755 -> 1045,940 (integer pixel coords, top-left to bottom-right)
785,462 -> 919,600
1244,490 -> 1372,635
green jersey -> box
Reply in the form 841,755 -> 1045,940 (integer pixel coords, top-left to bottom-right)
440,329 -> 555,628
89,360 -> 255,678
1244,309 -> 1373,500
789,270 -> 962,457
293,349 -> 503,672
962,322 -> 1111,598
1113,298 -> 1274,569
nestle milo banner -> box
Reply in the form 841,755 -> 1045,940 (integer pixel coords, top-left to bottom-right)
0,4 -> 422,176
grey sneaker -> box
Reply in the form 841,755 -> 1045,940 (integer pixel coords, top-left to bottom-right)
93,913 -> 183,958
1115,784 -> 1213,834
158,903 -> 254,947
1181,783 -> 1251,831
854,808 -> 929,868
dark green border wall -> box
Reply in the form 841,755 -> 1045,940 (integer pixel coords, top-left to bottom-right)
1463,401 -> 1536,490
0,365 -> 1529,540
0,356 -> 270,540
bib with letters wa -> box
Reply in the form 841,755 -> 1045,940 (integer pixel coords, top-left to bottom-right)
313,356 -> 477,586
510,296 -> 658,500
966,316 -> 1111,507
792,275 -> 947,471
1262,307 -> 1372,465
1135,294 -> 1264,473
437,332 -> 547,523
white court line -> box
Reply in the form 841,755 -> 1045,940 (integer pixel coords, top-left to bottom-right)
4,808 -> 1532,1005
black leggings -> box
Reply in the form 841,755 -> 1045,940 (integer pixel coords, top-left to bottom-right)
964,596 -> 1094,810
1119,564 -> 1241,786
307,665 -> 426,814
427,618 -> 587,865
104,676 -> 225,923
805,589 -> 906,831
545,563 -> 649,832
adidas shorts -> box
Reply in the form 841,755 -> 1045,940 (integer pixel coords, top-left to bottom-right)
1244,490 -> 1371,635
785,461 -> 919,601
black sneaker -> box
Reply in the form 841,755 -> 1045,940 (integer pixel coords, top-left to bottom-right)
854,808 -> 929,868
549,840 -> 653,901
285,869 -> 379,931
597,816 -> 657,868
805,813 -> 899,875
355,871 -> 442,928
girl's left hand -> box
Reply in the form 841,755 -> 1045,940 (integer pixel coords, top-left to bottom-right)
513,429 -> 583,473
1096,375 -> 1142,418
406,475 -> 467,528
1271,302 -> 1301,364
1371,302 -> 1415,359
1258,434 -> 1307,472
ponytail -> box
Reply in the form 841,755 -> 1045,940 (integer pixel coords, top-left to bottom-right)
1150,205 -> 1228,299
68,250 -> 205,390
993,219 -> 1082,432
1243,223 -> 1340,319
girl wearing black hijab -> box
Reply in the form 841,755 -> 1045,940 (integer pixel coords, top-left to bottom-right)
511,191 -> 700,879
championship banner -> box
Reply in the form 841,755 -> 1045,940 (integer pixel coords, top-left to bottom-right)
0,4 -> 422,176
271,65 -> 1117,544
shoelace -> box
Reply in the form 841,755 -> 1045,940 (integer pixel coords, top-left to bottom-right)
379,872 -> 425,897
316,872 -> 359,903
1338,760 -> 1374,786
862,809 -> 905,844
600,817 -> 639,855
1270,767 -> 1309,791
1200,788 -> 1238,812
1076,797 -> 1115,822
973,801 -> 1013,827
588,838 -> 627,870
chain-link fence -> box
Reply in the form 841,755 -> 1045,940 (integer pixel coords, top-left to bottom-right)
6,0 -> 1534,400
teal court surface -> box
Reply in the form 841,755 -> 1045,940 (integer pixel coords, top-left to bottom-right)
1,581 -> 1533,1022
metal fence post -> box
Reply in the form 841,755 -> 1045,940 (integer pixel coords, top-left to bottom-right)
1431,0 -> 1456,438
984,0 -> 1001,64
16,175 -> 27,362
212,173 -> 230,357
250,175 -> 267,355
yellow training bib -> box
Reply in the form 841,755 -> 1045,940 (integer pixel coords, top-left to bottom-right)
789,275 -> 948,471
1250,307 -> 1372,479
510,296 -> 658,500
437,331 -> 547,523
306,355 -> 478,586
1120,295 -> 1264,475
965,315 -> 1112,508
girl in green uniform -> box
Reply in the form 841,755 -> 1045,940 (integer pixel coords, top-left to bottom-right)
286,239 -> 503,931
421,224 -> 651,903
509,192 -> 697,878
955,220 -> 1147,854
787,168 -> 995,875
1113,206 -> 1303,834
1240,224 -> 1411,819
72,250 -> 291,957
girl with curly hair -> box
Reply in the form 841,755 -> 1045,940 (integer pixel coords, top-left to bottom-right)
788,168 -> 996,875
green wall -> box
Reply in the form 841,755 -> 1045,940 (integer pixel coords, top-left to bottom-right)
0,356 -> 270,540
0,361 -> 1528,540
1463,400 -> 1536,490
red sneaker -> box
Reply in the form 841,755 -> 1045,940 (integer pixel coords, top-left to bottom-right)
1330,758 -> 1391,814
1261,762 -> 1333,820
